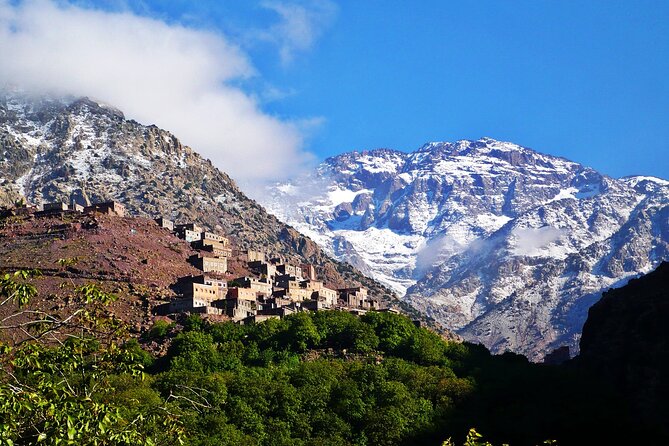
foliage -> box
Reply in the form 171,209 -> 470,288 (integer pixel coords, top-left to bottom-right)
0,271 -> 656,445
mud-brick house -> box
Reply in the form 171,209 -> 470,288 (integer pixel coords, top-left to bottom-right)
248,260 -> 277,279
191,239 -> 233,257
312,286 -> 338,307
189,255 -> 228,274
174,223 -> 203,242
300,264 -> 317,281
84,201 -> 126,217
221,297 -> 256,322
273,285 -> 312,302
227,287 -> 258,301
247,250 -> 266,262
338,287 -> 377,310
276,263 -> 302,278
43,201 -> 69,212
234,276 -> 272,296
155,217 -> 174,231
183,282 -> 227,302
201,232 -> 229,246
167,298 -> 223,315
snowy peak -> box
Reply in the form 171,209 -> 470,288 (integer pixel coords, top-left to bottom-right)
261,138 -> 669,360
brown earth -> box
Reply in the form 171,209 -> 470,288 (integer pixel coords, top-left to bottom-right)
0,212 -> 209,341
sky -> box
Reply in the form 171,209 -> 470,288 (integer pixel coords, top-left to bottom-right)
1,0 -> 668,185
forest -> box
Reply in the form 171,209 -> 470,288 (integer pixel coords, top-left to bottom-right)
0,271 -> 654,445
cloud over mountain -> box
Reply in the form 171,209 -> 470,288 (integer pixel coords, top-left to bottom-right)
0,0 -> 312,182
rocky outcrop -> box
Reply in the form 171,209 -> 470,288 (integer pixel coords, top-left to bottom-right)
578,262 -> 669,437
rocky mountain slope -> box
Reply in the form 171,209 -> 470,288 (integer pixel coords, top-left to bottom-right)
578,262 -> 669,437
263,138 -> 669,359
0,91 -> 397,306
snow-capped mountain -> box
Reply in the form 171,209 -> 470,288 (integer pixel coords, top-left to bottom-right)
0,91 -> 396,302
262,138 -> 669,359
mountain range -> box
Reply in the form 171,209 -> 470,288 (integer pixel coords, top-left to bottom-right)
262,138 -> 669,359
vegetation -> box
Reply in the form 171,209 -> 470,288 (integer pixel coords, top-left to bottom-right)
0,271 -> 657,445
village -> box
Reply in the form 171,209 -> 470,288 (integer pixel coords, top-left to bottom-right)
1,199 -> 389,324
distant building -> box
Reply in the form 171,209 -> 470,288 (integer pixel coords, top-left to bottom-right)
155,217 -> 174,231
43,202 -> 69,212
191,239 -> 233,257
276,263 -> 301,278
174,223 -> 202,241
247,250 -> 266,262
338,287 -> 377,310
227,287 -> 258,301
248,260 -> 276,279
189,255 -> 228,274
234,276 -> 272,295
84,201 -> 125,217
201,232 -> 229,246
301,264 -> 317,281
221,297 -> 256,321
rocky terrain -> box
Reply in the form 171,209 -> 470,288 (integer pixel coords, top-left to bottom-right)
0,91 -> 397,308
578,262 -> 669,437
0,212 -> 202,340
263,139 -> 669,359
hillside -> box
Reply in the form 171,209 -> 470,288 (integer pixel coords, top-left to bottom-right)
0,212 -> 203,340
0,91 -> 397,308
578,261 -> 669,436
263,138 -> 669,359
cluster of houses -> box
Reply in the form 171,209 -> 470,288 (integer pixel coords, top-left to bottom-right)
0,199 -> 386,323
0,199 -> 126,218
153,217 -> 383,323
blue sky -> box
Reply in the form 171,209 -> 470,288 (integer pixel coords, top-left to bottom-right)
3,1 -> 668,181
124,0 -> 669,179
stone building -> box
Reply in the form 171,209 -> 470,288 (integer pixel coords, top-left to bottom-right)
155,217 -> 174,231
338,287 -> 377,310
84,201 -> 125,217
189,255 -> 228,274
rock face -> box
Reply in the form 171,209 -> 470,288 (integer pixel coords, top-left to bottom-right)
578,262 -> 669,435
0,91 -> 396,303
263,138 -> 669,359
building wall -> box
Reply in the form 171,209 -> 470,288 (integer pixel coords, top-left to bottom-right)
227,287 -> 258,301
201,257 -> 228,274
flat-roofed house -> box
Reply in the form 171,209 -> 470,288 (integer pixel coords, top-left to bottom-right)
227,287 -> 258,301
189,255 -> 228,274
338,287 -> 377,310
235,276 -> 272,295
276,264 -> 301,278
174,223 -> 202,241
248,260 -> 276,279
301,264 -> 317,281
84,201 -> 126,217
201,232 -> 229,246
274,286 -> 311,302
313,286 -> 338,307
43,202 -> 69,212
247,250 -> 266,262
191,239 -> 233,257
155,217 -> 174,230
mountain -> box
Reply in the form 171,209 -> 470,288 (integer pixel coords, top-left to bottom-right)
0,91 -> 397,306
262,138 -> 669,359
578,261 -> 669,437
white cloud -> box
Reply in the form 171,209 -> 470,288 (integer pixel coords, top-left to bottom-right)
258,0 -> 337,66
512,226 -> 565,257
0,0 -> 314,183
